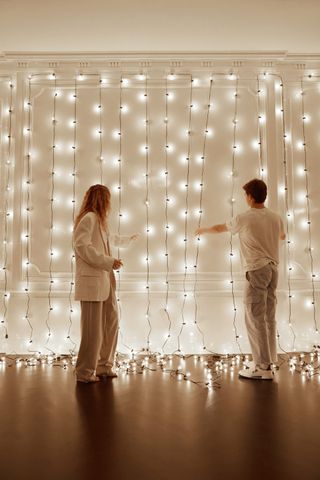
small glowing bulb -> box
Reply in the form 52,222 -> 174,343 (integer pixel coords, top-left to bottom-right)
145,225 -> 154,235
165,144 -> 174,152
296,165 -> 305,177
296,141 -> 305,150
140,145 -> 149,154
251,139 -> 261,150
93,104 -> 102,113
278,184 -> 286,196
139,92 -> 147,102
113,130 -> 121,139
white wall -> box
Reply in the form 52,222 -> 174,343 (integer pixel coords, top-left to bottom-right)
1,0 -> 320,53
1,58 -> 320,355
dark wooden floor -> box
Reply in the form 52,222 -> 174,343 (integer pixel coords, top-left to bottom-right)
0,358 -> 319,480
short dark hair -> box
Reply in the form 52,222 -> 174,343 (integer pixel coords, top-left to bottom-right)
243,178 -> 267,203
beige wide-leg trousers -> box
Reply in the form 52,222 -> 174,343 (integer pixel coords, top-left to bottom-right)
75,277 -> 119,380
244,262 -> 278,368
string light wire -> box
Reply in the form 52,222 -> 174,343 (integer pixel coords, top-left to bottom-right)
161,75 -> 172,352
300,77 -> 318,334
24,75 -> 34,345
45,73 -> 58,345
177,75 -> 194,354
193,76 -> 215,353
117,76 -> 123,321
98,75 -> 104,184
67,76 -> 78,352
1,78 -> 14,340
116,76 -> 133,354
277,74 -> 297,349
229,73 -> 242,353
144,73 -> 152,352
256,75 -> 266,179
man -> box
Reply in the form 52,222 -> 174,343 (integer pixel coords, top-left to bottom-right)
195,179 -> 285,380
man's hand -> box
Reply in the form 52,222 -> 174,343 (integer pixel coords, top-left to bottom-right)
195,224 -> 228,235
195,227 -> 207,236
113,259 -> 123,270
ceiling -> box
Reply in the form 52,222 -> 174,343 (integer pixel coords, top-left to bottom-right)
0,0 -> 319,54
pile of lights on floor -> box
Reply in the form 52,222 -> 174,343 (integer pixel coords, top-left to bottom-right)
1,348 -> 319,387
0,352 -> 77,369
288,349 -> 320,378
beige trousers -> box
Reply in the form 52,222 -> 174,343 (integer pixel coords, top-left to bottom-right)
244,262 -> 278,367
75,275 -> 118,380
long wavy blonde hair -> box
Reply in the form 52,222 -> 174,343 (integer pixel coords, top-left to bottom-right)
74,184 -> 111,230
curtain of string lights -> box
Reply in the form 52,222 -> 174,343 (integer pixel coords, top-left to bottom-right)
0,68 -> 320,360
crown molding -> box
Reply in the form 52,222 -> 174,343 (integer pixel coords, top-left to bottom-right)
1,50 -> 289,59
0,51 -> 320,75
0,50 -> 284,70
0,50 -> 318,63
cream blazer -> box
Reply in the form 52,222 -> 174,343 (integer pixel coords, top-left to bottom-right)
73,212 -> 131,302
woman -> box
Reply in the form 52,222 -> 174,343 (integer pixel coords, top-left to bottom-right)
73,184 -> 137,383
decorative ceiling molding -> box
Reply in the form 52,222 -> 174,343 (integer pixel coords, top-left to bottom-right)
1,51 -> 320,78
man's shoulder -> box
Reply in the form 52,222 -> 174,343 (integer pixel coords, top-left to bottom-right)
237,208 -> 279,223
237,209 -> 251,220
264,208 -> 282,221
229,210 -> 250,230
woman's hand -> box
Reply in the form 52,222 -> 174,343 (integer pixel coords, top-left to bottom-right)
113,259 -> 123,270
130,233 -> 140,241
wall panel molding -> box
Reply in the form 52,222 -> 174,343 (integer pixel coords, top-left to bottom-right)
1,54 -> 320,353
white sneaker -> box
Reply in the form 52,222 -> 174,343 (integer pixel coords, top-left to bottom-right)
244,360 -> 255,369
239,366 -> 274,380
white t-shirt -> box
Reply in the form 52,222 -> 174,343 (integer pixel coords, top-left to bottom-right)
226,207 -> 285,272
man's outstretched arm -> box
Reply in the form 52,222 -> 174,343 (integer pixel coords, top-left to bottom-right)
195,224 -> 228,235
